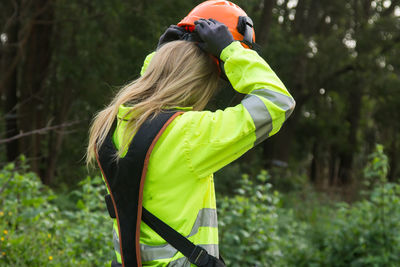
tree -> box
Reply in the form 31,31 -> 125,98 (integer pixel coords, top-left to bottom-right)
259,0 -> 400,185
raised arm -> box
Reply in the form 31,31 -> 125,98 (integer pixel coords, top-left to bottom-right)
174,41 -> 295,178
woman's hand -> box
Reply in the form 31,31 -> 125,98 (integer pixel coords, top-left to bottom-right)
194,18 -> 234,58
157,25 -> 186,48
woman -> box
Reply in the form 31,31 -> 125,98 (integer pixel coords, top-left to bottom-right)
87,2 -> 295,266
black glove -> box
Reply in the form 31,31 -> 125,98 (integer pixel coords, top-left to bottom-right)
194,18 -> 234,58
157,25 -> 186,48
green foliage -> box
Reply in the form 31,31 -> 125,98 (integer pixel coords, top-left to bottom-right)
317,146 -> 400,266
363,144 -> 389,186
218,146 -> 400,266
0,157 -> 113,266
218,171 -> 283,266
280,146 -> 400,266
1,149 -> 400,266
319,183 -> 400,266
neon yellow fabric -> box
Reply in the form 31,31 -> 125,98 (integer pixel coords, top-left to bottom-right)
109,41 -> 295,266
140,52 -> 156,76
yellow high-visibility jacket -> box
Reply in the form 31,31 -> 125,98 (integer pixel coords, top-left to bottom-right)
110,41 -> 295,266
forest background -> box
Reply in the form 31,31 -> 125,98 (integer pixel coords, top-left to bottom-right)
1,0 -> 400,266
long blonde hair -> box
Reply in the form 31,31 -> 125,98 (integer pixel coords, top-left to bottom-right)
86,41 -> 220,166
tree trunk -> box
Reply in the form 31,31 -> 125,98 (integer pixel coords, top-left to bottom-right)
1,1 -> 20,161
262,110 -> 298,169
310,141 -> 318,184
328,146 -> 338,186
337,86 -> 362,185
18,0 -> 54,182
43,83 -> 73,185
257,0 -> 274,45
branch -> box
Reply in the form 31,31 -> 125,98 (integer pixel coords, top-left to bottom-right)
1,0 -> 19,34
0,120 -> 83,145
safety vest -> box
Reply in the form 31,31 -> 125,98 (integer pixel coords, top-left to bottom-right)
98,41 -> 295,266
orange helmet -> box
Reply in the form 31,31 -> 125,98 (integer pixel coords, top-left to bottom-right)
178,0 -> 256,49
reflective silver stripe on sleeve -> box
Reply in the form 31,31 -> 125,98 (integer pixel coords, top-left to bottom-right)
242,94 -> 273,145
113,225 -> 121,255
140,208 -> 219,262
242,88 -> 295,145
252,89 -> 295,120
199,243 -> 219,259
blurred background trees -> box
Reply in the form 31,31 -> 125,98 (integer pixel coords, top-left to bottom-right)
1,0 -> 400,265
1,0 -> 399,192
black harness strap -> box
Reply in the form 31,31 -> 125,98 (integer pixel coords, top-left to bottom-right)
97,111 -> 225,267
97,111 -> 181,267
142,208 -> 211,266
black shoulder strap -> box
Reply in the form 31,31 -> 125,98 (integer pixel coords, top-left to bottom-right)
97,111 -> 182,267
98,111 -> 225,267
142,208 -> 213,266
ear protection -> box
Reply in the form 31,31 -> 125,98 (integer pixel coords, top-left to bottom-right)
237,16 -> 260,51
237,16 -> 253,47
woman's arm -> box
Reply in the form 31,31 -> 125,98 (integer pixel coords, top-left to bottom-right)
222,41 -> 295,142
176,41 -> 295,178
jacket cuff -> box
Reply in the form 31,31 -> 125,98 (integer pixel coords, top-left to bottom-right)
220,41 -> 244,62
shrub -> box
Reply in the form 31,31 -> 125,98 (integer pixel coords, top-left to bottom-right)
0,157 -> 113,266
217,144 -> 400,266
1,145 -> 400,266
217,170 -> 284,266
318,144 -> 400,266
280,144 -> 400,266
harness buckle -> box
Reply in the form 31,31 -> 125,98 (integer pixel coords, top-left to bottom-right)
188,245 -> 210,266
